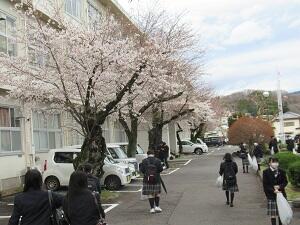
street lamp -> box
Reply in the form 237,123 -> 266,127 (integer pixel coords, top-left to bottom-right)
263,91 -> 270,98
263,91 -> 270,120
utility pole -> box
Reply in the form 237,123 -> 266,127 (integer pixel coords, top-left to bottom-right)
277,72 -> 285,144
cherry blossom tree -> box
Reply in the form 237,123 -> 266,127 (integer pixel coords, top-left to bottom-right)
0,2 -> 161,176
118,10 -> 210,155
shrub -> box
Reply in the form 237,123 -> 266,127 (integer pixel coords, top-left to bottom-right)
288,161 -> 300,187
275,152 -> 300,171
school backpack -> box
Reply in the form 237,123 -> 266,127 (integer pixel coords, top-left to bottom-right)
87,175 -> 100,193
224,162 -> 236,186
145,158 -> 159,185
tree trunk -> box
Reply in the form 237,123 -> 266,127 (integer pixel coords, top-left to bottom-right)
127,118 -> 138,157
176,123 -> 183,154
73,123 -> 106,178
148,125 -> 163,152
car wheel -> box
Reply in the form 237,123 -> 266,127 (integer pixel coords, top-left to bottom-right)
45,176 -> 60,191
105,176 -> 122,191
194,148 -> 203,155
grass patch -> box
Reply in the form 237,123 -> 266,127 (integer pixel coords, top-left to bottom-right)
101,190 -> 120,203
286,184 -> 300,201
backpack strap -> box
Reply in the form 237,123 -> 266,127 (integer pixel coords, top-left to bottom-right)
48,190 -> 55,224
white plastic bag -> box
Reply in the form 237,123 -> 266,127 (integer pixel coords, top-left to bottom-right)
271,147 -> 274,155
140,191 -> 148,201
216,175 -> 223,188
277,192 -> 293,225
252,156 -> 259,171
247,153 -> 253,167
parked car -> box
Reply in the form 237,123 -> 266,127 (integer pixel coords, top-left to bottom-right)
40,148 -> 131,191
67,144 -> 138,179
186,138 -> 209,152
106,144 -> 139,179
114,142 -> 148,166
203,136 -> 223,147
177,140 -> 208,155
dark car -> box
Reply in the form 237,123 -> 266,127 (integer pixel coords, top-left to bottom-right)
203,137 -> 223,147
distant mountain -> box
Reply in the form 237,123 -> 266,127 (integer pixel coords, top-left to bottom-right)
220,89 -> 300,115
288,91 -> 300,96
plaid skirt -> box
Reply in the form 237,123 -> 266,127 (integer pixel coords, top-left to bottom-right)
242,158 -> 250,166
267,199 -> 278,216
222,180 -> 239,192
142,182 -> 161,196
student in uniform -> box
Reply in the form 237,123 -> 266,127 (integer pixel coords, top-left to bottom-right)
263,157 -> 288,225
253,143 -> 264,171
8,169 -> 63,225
219,153 -> 239,207
139,149 -> 164,214
240,143 -> 249,173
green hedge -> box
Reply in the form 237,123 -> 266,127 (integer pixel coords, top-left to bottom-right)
288,161 -> 300,187
275,152 -> 300,171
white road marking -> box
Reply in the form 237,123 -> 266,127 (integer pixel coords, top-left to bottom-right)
184,159 -> 192,166
103,204 -> 119,213
162,168 -> 180,175
0,216 -> 10,219
207,150 -> 215,155
7,203 -> 13,206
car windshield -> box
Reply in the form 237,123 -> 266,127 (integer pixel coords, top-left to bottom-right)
137,145 -> 145,154
105,156 -> 118,164
198,139 -> 205,144
108,147 -> 128,159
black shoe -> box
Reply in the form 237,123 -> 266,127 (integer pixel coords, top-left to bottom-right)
243,171 -> 245,173
230,203 -> 234,207
226,201 -> 229,205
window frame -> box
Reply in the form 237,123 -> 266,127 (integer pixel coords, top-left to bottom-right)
0,10 -> 17,56
0,106 -> 22,153
65,0 -> 82,21
33,112 -> 62,152
87,2 -> 102,31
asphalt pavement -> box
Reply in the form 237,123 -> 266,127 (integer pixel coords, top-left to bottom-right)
1,146 -> 300,225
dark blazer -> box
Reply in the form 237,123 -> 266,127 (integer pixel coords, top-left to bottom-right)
140,156 -> 163,183
63,190 -> 100,225
219,161 -> 238,177
8,189 -> 63,225
253,145 -> 263,158
269,139 -> 279,153
263,167 -> 288,200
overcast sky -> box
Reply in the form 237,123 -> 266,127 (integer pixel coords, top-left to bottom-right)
116,0 -> 300,96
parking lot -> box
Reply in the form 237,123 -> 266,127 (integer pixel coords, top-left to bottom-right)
0,155 -> 195,225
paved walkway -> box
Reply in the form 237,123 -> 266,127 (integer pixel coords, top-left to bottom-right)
108,146 -> 300,225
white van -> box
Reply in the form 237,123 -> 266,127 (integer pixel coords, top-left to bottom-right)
113,142 -> 148,166
67,144 -> 138,179
41,148 -> 131,191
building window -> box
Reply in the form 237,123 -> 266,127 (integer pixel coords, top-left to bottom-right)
284,122 -> 295,127
65,0 -> 82,19
33,112 -> 62,151
88,3 -> 102,30
0,11 -> 17,56
0,107 -> 21,152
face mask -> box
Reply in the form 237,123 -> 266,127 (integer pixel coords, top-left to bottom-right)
270,163 -> 279,169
